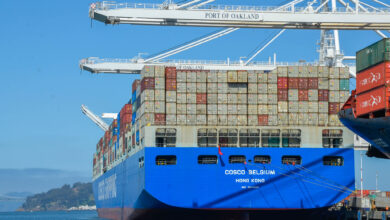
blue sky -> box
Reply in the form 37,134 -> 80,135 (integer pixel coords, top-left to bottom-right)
1,0 -> 390,189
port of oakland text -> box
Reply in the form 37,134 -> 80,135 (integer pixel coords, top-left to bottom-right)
224,169 -> 276,175
204,12 -> 262,21
98,174 -> 117,200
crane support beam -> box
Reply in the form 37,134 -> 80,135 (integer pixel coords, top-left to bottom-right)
81,105 -> 109,131
90,2 -> 390,30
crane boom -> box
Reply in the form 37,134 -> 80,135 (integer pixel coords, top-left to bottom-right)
81,105 -> 109,131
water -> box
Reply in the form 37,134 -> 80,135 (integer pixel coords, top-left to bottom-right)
0,210 -> 106,220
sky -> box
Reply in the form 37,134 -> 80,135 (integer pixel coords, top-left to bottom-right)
1,0 -> 390,189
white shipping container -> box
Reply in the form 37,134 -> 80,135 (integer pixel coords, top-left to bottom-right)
207,115 -> 218,125
218,71 -> 227,82
268,94 -> 278,104
288,66 -> 299,77
228,104 -> 238,114
319,102 -> 329,113
278,113 -> 289,125
339,67 -> 349,79
227,71 -> 237,83
318,66 -> 329,78
339,91 -> 349,103
277,66 -> 288,77
288,89 -> 299,101
298,66 -> 308,77
268,115 -> 278,126
218,115 -> 228,125
328,114 -> 341,126
207,94 -> 217,104
166,91 -> 177,103
237,104 -> 247,114
187,104 -> 196,115
248,83 -> 258,94
141,90 -> 155,103
141,113 -> 154,127
248,94 -> 258,104
207,71 -> 218,83
187,114 -> 197,124
258,72 -> 268,83
217,83 -> 228,93
177,115 -> 186,125
258,83 -> 268,94
154,89 -> 165,101
298,113 -> 309,125
298,101 -> 309,113
177,104 -> 186,114
141,66 -> 155,78
166,103 -> 176,114
154,101 -> 165,113
248,115 -> 258,125
238,85 -> 248,94
268,72 -> 278,83
237,115 -> 247,125
248,104 -> 258,115
307,66 -> 318,77
186,83 -> 196,93
187,93 -> 197,104
197,115 -> 207,125
289,101 -> 299,113
177,93 -> 187,104
329,91 -> 340,102
207,104 -> 218,115
308,113 -> 318,125
228,115 -> 238,125
187,72 -> 197,82
196,71 -> 207,83
308,89 -> 318,101
318,78 -> 329,90
177,82 -> 186,93
309,102 -> 319,113
258,104 -> 268,114
268,105 -> 278,114
207,83 -> 218,93
258,94 -> 268,104
143,101 -> 155,113
289,113 -> 299,125
218,104 -> 228,114
155,77 -> 165,89
278,101 -> 288,113
267,84 -> 278,94
177,71 -> 187,82
227,84 -> 238,94
197,83 -> 207,93
218,94 -> 228,104
329,67 -> 340,79
237,94 -> 247,104
197,104 -> 207,114
154,66 -> 165,77
318,113 -> 328,126
227,94 -> 238,104
329,79 -> 340,91
237,71 -> 248,83
248,71 -> 258,83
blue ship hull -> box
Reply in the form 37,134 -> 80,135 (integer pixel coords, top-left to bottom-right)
339,108 -> 390,159
93,147 -> 355,220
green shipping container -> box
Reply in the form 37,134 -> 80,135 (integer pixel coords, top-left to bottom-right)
339,79 -> 349,91
356,38 -> 390,73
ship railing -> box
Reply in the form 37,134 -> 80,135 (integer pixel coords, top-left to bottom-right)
94,1 -> 390,14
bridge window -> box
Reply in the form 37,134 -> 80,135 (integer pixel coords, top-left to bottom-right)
254,155 -> 271,164
282,156 -> 301,165
219,129 -> 238,147
323,156 -> 344,166
282,129 -> 301,148
156,128 -> 176,147
198,128 -> 218,147
198,155 -> 218,164
239,129 -> 260,147
229,155 -> 246,164
322,129 -> 343,148
156,155 -> 177,165
261,129 -> 280,147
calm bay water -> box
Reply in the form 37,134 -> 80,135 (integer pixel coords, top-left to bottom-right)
0,210 -> 105,220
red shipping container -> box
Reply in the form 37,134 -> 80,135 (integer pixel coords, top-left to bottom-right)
277,89 -> 288,101
298,90 -> 309,101
356,61 -> 390,94
288,78 -> 299,89
356,86 -> 390,116
166,79 -> 177,91
318,90 -> 329,101
155,113 -> 166,125
196,93 -> 207,104
329,103 -> 340,114
165,67 -> 177,79
258,115 -> 268,126
132,134 -> 135,146
298,78 -> 308,89
277,77 -> 288,89
121,114 -> 132,124
132,79 -> 140,93
141,77 -> 155,92
308,78 -> 318,89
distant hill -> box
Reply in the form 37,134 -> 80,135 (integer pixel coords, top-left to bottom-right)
19,182 -> 95,211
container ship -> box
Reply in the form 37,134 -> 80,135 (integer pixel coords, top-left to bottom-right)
339,38 -> 390,159
90,64 -> 356,219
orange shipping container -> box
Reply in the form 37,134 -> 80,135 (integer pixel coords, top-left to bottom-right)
258,115 -> 268,125
288,78 -> 299,89
356,61 -> 390,94
277,77 -> 288,89
165,67 -> 177,79
298,90 -> 309,101
356,86 -> 390,116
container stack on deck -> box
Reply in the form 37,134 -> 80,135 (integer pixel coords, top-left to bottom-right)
355,38 -> 390,117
